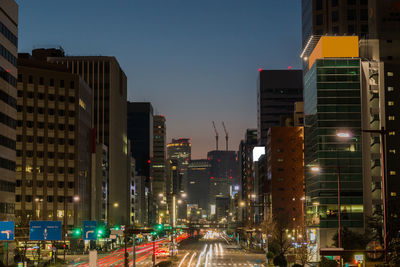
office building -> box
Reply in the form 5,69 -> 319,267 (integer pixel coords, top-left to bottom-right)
238,129 -> 257,223
294,102 -> 304,126
301,0 -> 369,49
167,138 -> 191,193
91,143 -> 108,223
257,70 -> 303,145
16,55 -> 92,227
265,127 -> 304,230
127,102 -> 154,224
0,1 -> 17,263
152,115 -> 166,221
187,159 -> 210,210
0,0 -> 17,221
303,36 -> 364,251
45,51 -> 129,225
359,38 -> 400,244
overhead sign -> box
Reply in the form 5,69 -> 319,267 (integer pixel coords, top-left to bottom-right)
0,221 -> 14,241
29,221 -> 62,241
83,221 -> 97,240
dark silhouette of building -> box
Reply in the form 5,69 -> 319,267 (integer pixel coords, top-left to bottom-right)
187,159 -> 210,210
257,70 -> 303,145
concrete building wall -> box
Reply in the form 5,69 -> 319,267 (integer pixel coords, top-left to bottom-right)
16,58 -> 92,227
0,0 -> 17,223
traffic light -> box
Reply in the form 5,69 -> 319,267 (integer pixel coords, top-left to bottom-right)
156,224 -> 163,231
96,225 -> 106,238
73,228 -> 82,238
114,225 -> 120,231
150,231 -> 157,236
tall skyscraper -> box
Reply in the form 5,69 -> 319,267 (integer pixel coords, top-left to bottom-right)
45,52 -> 129,225
16,54 -> 92,228
301,0 -> 369,48
152,115 -> 166,221
0,0 -> 17,223
127,102 -> 154,225
303,36 -> 364,251
167,138 -> 191,193
257,70 -> 303,145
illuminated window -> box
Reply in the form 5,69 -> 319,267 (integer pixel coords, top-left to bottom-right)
277,158 -> 284,162
389,149 -> 396,154
388,101 -> 395,106
389,116 -> 395,120
389,131 -> 396,136
387,72 -> 394,77
388,87 -> 394,92
390,171 -> 396,175
391,192 -> 397,197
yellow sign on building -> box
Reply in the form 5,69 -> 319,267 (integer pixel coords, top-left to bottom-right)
309,36 -> 359,69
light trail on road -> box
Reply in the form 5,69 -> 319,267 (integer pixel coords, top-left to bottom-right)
178,252 -> 190,267
187,252 -> 197,267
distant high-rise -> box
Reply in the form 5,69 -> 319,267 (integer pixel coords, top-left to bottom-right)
187,159 -> 210,210
16,55 -> 92,227
167,138 -> 191,193
257,70 -> 303,145
45,52 -> 129,225
0,0 -> 18,224
207,150 -> 237,217
152,115 -> 166,220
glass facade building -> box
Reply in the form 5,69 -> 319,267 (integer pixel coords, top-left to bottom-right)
304,58 -> 364,247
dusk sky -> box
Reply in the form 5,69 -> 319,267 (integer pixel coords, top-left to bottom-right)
17,0 -> 302,159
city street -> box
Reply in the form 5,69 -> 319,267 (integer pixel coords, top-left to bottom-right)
174,235 -> 265,267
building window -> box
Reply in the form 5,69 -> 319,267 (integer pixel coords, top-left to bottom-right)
391,192 -> 397,197
39,77 -> 44,85
347,9 -> 356,20
60,80 -> 65,88
28,76 -> 33,83
388,116 -> 395,121
50,79 -> 54,86
332,0 -> 338,6
389,131 -> 396,136
389,149 -> 396,154
316,14 -> 323,26
347,0 -> 356,5
332,11 -> 339,22
316,0 -> 323,10
388,72 -> 394,77
360,9 -> 368,21
390,171 -> 396,175
388,101 -> 394,106
348,24 -> 355,33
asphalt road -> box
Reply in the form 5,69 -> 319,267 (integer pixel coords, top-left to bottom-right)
174,237 -> 266,267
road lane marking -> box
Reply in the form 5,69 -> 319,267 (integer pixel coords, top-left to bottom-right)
178,252 -> 190,267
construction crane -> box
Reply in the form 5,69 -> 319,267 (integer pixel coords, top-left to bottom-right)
212,121 -> 219,150
222,121 -> 229,151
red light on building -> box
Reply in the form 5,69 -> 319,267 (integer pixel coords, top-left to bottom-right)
288,66 -> 292,70
210,176 -> 214,179
217,159 -> 221,163
229,176 -> 232,179
258,68 -> 262,72
147,160 -> 151,164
